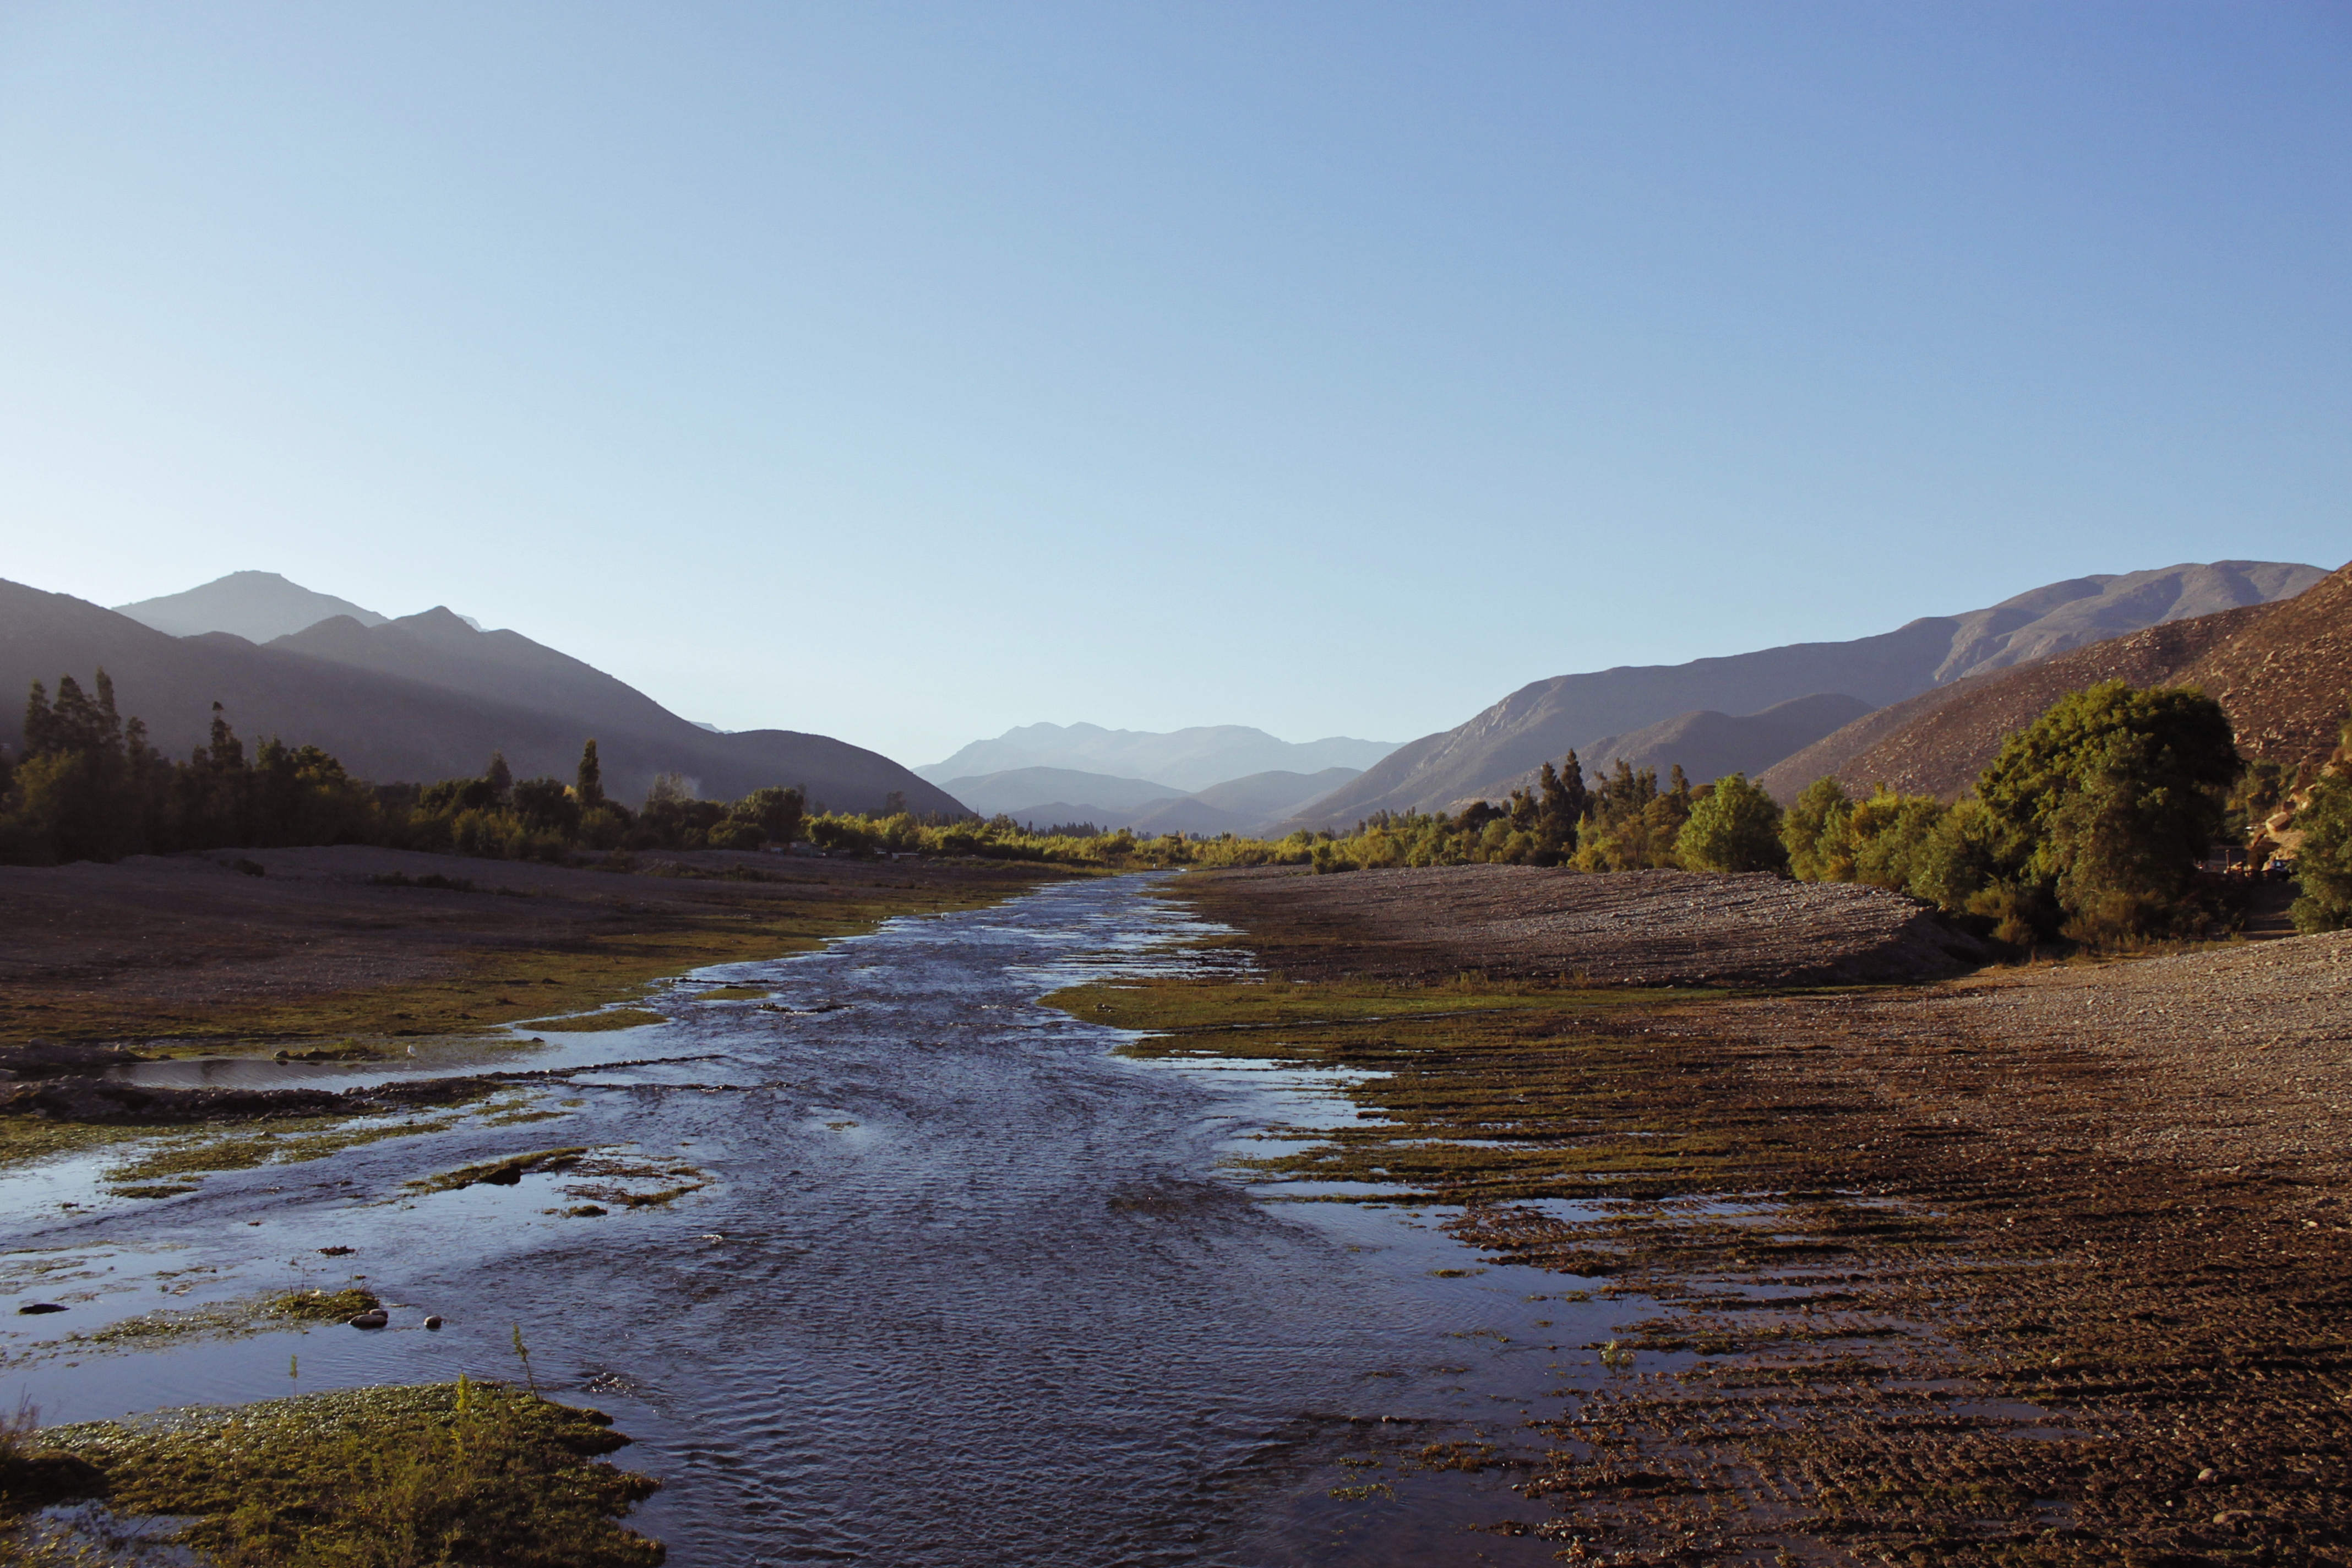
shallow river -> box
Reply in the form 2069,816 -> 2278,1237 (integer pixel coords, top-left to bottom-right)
0,875 -> 1643,1565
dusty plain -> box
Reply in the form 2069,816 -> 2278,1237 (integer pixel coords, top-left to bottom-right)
1137,864 -> 2352,1566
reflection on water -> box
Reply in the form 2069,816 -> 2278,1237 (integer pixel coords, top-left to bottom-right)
0,876 -> 1645,1565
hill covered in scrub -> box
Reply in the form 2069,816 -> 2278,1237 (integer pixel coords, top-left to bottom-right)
1760,559 -> 2352,803
0,579 -> 956,814
1278,560 -> 2325,831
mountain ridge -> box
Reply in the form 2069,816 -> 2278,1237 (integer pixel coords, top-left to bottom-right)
1277,560 -> 2325,831
1,579 -> 956,815
921,722 -> 1397,794
115,570 -> 389,641
1757,559 -> 2352,803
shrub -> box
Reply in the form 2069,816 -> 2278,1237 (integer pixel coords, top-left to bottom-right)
2291,770 -> 2352,933
1675,774 -> 1788,875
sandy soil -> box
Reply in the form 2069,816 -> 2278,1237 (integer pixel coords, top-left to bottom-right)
0,845 -> 1048,1039
1184,863 -> 1989,985
1734,930 -> 2352,1175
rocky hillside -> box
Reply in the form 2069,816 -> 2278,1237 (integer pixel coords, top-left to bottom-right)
1759,559 -> 2352,802
1281,561 -> 2324,830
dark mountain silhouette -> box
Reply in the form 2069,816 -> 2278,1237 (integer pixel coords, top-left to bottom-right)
0,579 -> 956,814
920,722 -> 1397,793
1278,561 -> 2324,830
115,570 -> 388,641
1757,559 -> 2352,803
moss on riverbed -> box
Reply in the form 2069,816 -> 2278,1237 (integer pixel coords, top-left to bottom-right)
6,1382 -> 661,1564
1046,976 -> 1763,1206
100,1112 -> 471,1194
81,1288 -> 382,1348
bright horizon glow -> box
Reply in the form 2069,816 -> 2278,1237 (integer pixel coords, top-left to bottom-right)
2,4 -> 2345,766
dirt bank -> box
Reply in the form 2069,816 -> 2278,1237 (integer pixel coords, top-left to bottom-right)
1182,863 -> 1989,985
0,845 -> 1057,1045
1144,869 -> 2352,1564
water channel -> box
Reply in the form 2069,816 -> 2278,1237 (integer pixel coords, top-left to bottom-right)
0,875 -> 1649,1564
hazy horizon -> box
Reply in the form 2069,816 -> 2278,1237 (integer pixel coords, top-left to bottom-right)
4,4 -> 2345,763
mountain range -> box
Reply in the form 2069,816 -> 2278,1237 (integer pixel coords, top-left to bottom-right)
945,764 -> 1362,837
1757,558 -> 2352,803
1277,561 -> 2327,831
2,577 -> 959,814
919,722 -> 1398,794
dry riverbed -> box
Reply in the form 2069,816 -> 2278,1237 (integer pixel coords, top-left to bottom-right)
1120,865 -> 2352,1565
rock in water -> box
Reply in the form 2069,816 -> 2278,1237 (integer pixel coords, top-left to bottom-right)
347,1309 -> 389,1329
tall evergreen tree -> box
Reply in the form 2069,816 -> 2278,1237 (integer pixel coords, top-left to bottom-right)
1537,752 -> 1588,857
487,751 -> 514,803
576,739 -> 604,808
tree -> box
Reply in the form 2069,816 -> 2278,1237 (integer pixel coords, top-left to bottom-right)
1781,777 -> 1852,881
576,740 -> 604,809
1537,754 -> 1587,859
486,751 -> 514,804
736,786 -> 804,845
1974,680 -> 2239,939
1675,774 -> 1789,875
2291,767 -> 2352,933
512,778 -> 582,839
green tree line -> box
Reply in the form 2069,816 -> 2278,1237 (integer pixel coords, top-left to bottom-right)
9,666 -> 2340,944
0,671 -> 807,866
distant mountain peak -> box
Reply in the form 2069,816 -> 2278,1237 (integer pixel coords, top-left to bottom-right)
919,722 -> 1401,794
114,570 -> 388,643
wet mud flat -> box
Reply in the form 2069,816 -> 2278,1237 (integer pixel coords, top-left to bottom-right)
1135,869 -> 2352,1565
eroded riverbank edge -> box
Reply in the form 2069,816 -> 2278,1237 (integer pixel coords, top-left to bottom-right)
1080,865 -> 2352,1566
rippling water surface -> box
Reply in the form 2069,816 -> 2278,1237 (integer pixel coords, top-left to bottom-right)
1,876 -> 1638,1565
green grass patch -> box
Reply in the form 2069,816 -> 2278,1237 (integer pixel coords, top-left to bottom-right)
10,1381 -> 661,1564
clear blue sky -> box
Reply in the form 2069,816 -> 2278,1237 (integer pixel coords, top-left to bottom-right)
2,3 -> 2344,766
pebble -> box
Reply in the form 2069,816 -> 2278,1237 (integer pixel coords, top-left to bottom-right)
347,1309 -> 389,1329
422,1315 -> 443,1330
16,1303 -> 66,1316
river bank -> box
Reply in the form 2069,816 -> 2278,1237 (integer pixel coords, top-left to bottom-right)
0,872 -> 1663,1565
0,843 -> 1064,1050
1126,865 -> 2352,1564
